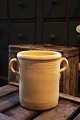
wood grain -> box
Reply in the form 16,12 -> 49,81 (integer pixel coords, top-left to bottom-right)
4,105 -> 38,120
33,100 -> 79,120
0,85 -> 18,97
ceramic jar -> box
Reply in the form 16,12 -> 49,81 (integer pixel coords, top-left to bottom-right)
9,50 -> 68,110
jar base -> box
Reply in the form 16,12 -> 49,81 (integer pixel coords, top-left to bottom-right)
20,99 -> 58,111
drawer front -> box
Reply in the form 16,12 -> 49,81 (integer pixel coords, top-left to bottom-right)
70,0 -> 80,18
9,0 -> 35,19
0,51 -> 8,76
9,23 -> 35,44
0,22 -> 8,48
43,22 -> 67,45
0,0 -> 7,19
68,21 -> 80,47
44,0 -> 67,18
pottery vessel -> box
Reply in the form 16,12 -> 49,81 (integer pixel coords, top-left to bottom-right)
9,50 -> 68,110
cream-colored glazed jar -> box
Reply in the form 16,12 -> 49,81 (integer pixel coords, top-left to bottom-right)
9,50 -> 68,111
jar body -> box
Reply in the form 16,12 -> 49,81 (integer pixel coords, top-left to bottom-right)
19,59 -> 60,110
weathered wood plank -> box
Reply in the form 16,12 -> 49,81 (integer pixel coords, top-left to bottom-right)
4,105 -> 38,120
33,100 -> 79,120
0,85 -> 18,97
9,82 -> 19,87
0,113 -> 15,120
0,91 -> 19,112
60,93 -> 80,103
69,56 -> 79,96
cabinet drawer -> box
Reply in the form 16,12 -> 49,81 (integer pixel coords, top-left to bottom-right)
9,23 -> 35,44
68,21 -> 80,47
70,0 -> 80,18
43,22 -> 67,45
0,0 -> 7,19
0,51 -> 8,76
0,22 -> 8,48
44,0 -> 67,18
9,0 -> 35,19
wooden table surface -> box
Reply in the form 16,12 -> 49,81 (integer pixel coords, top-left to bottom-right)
0,83 -> 80,120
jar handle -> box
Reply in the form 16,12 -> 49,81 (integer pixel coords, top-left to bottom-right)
60,57 -> 68,73
9,58 -> 19,75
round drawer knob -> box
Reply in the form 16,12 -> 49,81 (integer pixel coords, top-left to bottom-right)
18,0 -> 24,7
49,34 -> 56,40
17,34 -> 24,39
51,0 -> 58,4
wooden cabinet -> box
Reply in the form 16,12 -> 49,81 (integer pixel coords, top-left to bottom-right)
43,22 -> 67,45
0,50 -> 8,86
0,22 -> 8,48
9,0 -> 36,19
9,23 -> 35,44
0,0 -> 7,19
0,22 -> 8,86
0,0 -> 8,86
0,51 -> 8,76
44,0 -> 67,18
70,0 -> 80,18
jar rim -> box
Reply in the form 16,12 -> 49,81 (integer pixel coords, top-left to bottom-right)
17,50 -> 62,60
